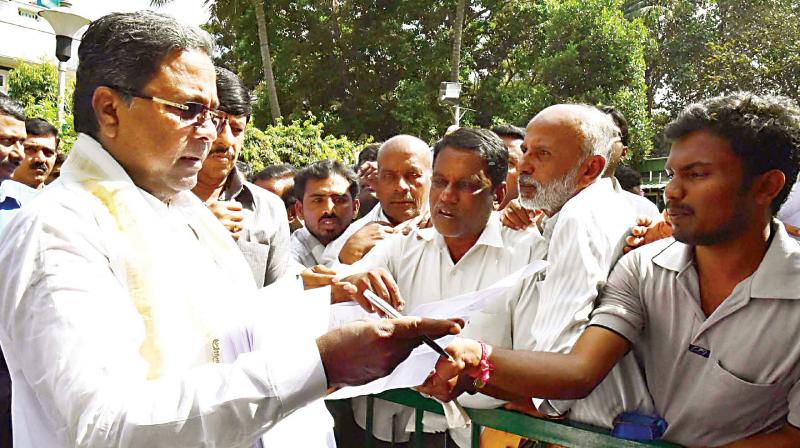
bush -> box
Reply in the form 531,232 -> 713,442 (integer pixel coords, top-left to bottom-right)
239,113 -> 370,174
8,60 -> 78,151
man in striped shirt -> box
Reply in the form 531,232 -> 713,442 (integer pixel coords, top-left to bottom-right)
493,103 -> 654,427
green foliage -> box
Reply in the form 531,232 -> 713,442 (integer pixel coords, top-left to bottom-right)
239,114 -> 369,174
208,0 -> 653,160
7,60 -> 77,151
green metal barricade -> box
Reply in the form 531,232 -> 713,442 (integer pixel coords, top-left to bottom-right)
361,389 -> 680,448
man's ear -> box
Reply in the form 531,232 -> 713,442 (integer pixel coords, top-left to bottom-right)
352,198 -> 360,220
752,169 -> 786,210
493,181 -> 507,207
294,200 -> 305,221
91,86 -> 124,140
577,155 -> 606,189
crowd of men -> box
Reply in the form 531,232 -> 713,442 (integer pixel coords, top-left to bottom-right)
0,10 -> 799,448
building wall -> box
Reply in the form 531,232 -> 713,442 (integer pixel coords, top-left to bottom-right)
0,0 -> 80,93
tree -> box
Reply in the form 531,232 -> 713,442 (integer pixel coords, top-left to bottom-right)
150,0 -> 283,122
8,60 -> 77,151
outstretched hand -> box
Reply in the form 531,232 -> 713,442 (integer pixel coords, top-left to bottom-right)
318,316 -> 464,388
340,268 -> 405,313
417,337 -> 486,402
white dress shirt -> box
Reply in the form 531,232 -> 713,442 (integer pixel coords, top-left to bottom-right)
0,135 -> 328,447
0,179 -> 37,235
290,227 -> 328,268
513,178 -> 654,427
319,204 -> 392,266
341,215 -> 547,444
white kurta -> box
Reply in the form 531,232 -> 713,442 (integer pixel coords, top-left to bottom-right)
0,135 -> 327,447
341,216 -> 547,444
515,178 -> 655,427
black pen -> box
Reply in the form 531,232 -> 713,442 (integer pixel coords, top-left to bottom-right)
363,289 -> 454,361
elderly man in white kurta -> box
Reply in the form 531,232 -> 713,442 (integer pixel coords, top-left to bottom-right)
0,12 -> 462,448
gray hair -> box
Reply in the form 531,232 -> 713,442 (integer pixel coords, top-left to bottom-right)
0,93 -> 25,122
575,104 -> 619,167
73,11 -> 215,138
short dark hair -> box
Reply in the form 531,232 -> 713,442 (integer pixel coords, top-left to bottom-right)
433,128 -> 508,187
294,159 -> 359,202
599,105 -> 629,147
356,143 -> 381,168
490,124 -> 525,141
25,118 -> 59,149
665,93 -> 800,214
0,93 -> 26,121
253,163 -> 297,183
215,66 -> 251,118
74,12 -> 214,138
614,165 -> 642,192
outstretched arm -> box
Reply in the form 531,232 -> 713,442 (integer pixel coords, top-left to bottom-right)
419,325 -> 630,402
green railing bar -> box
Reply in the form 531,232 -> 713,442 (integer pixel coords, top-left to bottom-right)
374,389 -> 681,448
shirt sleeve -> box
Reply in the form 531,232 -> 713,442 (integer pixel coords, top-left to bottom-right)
0,204 -> 328,448
588,250 -> 646,345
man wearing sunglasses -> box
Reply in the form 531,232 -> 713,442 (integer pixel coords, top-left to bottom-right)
191,67 -> 291,288
12,118 -> 59,190
0,12 -> 462,448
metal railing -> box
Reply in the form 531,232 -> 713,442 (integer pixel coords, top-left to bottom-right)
362,389 -> 680,448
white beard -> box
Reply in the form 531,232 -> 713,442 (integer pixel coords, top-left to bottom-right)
518,164 -> 581,215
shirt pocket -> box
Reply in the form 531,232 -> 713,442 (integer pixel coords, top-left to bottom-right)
696,359 -> 787,435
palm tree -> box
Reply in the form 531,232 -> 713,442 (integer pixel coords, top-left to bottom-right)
149,0 -> 282,121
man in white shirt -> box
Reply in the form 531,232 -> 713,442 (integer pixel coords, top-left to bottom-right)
0,12 -> 462,447
422,92 -> 800,447
435,105 -> 654,434
338,128 -> 547,447
320,134 -> 432,266
290,159 -> 360,268
0,92 -> 28,448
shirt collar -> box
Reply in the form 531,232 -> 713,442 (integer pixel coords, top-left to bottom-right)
652,221 -> 800,300
220,166 -> 246,201
418,213 -> 506,250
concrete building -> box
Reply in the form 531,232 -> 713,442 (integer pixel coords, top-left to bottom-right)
0,0 -> 81,94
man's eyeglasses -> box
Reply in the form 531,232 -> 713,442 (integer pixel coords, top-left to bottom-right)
106,85 -> 228,133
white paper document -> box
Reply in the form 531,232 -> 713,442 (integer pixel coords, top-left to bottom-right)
326,259 -> 548,401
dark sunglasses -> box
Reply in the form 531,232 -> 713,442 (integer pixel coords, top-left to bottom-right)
105,85 -> 228,133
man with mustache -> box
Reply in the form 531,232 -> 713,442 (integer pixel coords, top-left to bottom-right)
290,159 -> 360,268
335,128 -> 548,447
0,93 -> 31,232
421,93 -> 800,447
0,92 -> 27,448
192,67 -> 290,287
354,143 -> 380,219
420,104 -> 655,435
0,12 -> 462,447
320,135 -> 432,266
12,118 -> 59,190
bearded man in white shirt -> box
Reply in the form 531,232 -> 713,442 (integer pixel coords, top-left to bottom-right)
425,105 -> 654,441
336,128 -> 547,447
0,12 -> 462,448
